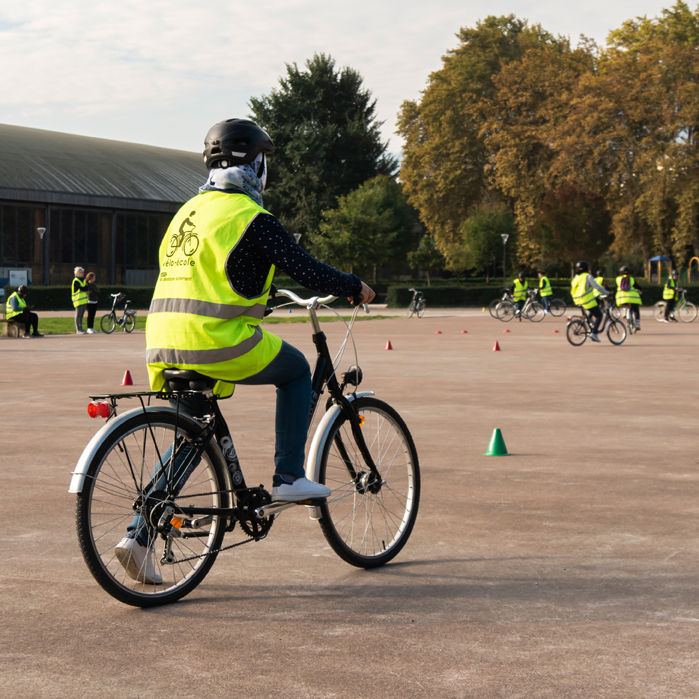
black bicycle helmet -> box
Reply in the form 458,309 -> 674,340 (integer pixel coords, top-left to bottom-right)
619,265 -> 631,275
595,269 -> 603,277
671,268 -> 679,277
17,285 -> 28,296
517,271 -> 525,280
575,260 -> 589,274
203,118 -> 275,170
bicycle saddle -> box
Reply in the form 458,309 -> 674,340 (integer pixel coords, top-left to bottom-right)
161,369 -> 217,392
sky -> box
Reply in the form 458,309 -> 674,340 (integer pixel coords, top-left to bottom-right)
0,0 -> 682,157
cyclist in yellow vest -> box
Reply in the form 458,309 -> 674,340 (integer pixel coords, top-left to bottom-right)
147,120 -> 374,494
511,272 -> 528,315
615,266 -> 642,331
71,267 -> 88,335
537,272 -> 552,314
5,285 -> 43,337
662,268 -> 680,322
593,269 -> 608,297
571,260 -> 609,342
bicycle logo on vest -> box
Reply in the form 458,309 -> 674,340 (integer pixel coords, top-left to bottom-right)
166,211 -> 200,258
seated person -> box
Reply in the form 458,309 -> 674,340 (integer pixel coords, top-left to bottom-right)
5,285 -> 43,338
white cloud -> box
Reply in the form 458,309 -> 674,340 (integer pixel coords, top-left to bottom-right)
0,0 -> 677,154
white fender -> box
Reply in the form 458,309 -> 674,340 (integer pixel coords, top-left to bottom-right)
68,406 -> 217,494
304,391 -> 374,520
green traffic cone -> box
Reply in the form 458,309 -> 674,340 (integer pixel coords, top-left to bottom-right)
484,428 -> 508,456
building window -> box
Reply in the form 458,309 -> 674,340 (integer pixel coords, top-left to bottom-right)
115,213 -> 169,270
0,205 -> 34,266
50,208 -> 102,267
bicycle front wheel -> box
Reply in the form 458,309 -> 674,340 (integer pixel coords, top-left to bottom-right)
488,299 -> 501,318
124,313 -> 136,333
566,318 -> 588,346
496,301 -> 515,322
678,301 -> 697,322
653,302 -> 666,322
607,320 -> 627,345
100,313 -> 116,334
318,397 -> 420,568
416,301 -> 426,318
406,302 -> 415,319
525,302 -> 545,322
75,411 -> 227,607
549,299 -> 566,317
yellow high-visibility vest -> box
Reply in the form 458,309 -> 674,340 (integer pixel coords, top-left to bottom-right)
571,273 -> 597,309
539,276 -> 552,297
513,279 -> 528,301
72,278 -> 88,308
5,292 -> 26,320
146,191 -> 282,398
663,278 -> 677,301
615,276 -> 641,306
593,276 -> 605,297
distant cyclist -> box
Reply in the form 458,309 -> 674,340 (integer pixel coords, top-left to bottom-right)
537,271 -> 552,314
511,272 -> 528,315
571,261 -> 609,342
615,266 -> 642,331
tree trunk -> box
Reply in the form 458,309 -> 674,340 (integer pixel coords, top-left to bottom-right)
426,270 -> 431,287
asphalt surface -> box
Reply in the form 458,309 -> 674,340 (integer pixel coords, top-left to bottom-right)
1,312 -> 698,698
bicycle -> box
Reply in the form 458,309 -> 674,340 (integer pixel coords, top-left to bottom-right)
70,290 -> 420,607
624,305 -> 641,334
496,289 -> 545,322
566,298 -> 626,346
488,289 -> 511,318
547,297 -> 567,317
100,293 -> 137,334
653,289 -> 697,323
406,288 -> 426,318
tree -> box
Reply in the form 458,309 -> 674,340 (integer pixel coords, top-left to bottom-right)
407,236 -> 444,286
311,176 -> 416,275
249,54 -> 397,244
397,16 -> 559,250
443,198 -> 514,280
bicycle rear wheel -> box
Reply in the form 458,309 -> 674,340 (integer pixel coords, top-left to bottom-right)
606,320 -> 627,345
549,299 -> 566,316
678,301 -> 697,322
75,411 -> 227,607
406,302 -> 415,319
124,313 -> 136,333
100,313 -> 116,334
525,302 -> 545,322
653,302 -> 666,322
416,301 -> 426,318
318,397 -> 420,568
496,301 -> 515,322
566,318 -> 588,346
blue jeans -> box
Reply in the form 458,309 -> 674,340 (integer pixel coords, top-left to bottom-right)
541,295 -> 550,313
127,341 -> 311,545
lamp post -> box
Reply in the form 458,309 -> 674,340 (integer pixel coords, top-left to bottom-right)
293,233 -> 302,244
501,233 -> 509,287
37,227 -> 46,286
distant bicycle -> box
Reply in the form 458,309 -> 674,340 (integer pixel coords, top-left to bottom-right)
547,296 -> 567,317
489,289 -> 511,318
406,288 -> 426,318
497,289 -> 544,322
101,293 -> 137,334
653,289 -> 697,323
566,299 -> 626,346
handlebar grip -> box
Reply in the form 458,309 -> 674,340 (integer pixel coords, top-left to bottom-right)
351,293 -> 363,306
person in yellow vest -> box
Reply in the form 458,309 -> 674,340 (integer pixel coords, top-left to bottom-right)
511,272 -> 528,315
537,271 -> 552,314
571,260 -> 609,342
662,268 -> 681,322
71,267 -> 88,335
615,266 -> 642,331
5,285 -> 43,337
593,269 -> 608,297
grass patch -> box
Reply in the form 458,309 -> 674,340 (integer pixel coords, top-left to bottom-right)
34,314 -> 395,335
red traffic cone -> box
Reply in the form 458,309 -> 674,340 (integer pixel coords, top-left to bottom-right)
553,329 -> 559,334
435,330 -> 442,334
567,316 -> 572,321
461,330 -> 468,334
503,329 -> 510,333
121,370 -> 133,386
492,341 -> 501,352
385,340 -> 393,351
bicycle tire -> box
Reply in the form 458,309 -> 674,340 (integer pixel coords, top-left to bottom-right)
549,299 -> 566,316
100,314 -> 116,334
406,302 -> 415,319
566,318 -> 588,346
488,299 -> 501,319
606,320 -> 627,345
124,313 -> 136,333
496,301 -> 515,322
608,303 -> 621,320
653,302 -> 666,322
318,396 -> 420,568
416,301 -> 426,318
678,301 -> 697,323
75,411 -> 227,607
526,302 -> 545,322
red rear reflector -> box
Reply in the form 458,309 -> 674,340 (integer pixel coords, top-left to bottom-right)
88,402 -> 110,418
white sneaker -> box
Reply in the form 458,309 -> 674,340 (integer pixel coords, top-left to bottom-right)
271,476 -> 331,502
589,333 -> 601,343
76,330 -> 87,335
86,328 -> 98,334
114,537 -> 163,585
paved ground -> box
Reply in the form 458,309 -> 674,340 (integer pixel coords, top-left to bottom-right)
1,312 -> 698,698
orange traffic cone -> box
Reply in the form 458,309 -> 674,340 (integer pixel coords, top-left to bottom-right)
553,329 -> 559,334
385,340 -> 393,351
461,330 -> 468,334
503,329 -> 510,333
121,370 -> 133,386
435,330 -> 442,334
492,341 -> 501,352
